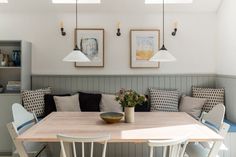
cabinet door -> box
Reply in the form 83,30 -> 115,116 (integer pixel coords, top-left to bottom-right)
0,94 -> 21,153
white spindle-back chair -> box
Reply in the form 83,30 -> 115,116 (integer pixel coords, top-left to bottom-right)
148,136 -> 189,157
57,134 -> 110,157
7,103 -> 49,157
185,104 -> 230,157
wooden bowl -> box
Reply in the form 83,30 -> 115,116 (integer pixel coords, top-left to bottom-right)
100,112 -> 124,124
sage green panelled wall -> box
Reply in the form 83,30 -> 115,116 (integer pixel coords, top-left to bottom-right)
32,74 -> 216,95
33,74 -> 236,123
216,75 -> 236,123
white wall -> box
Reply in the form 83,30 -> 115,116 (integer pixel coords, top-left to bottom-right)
217,0 -> 236,123
217,0 -> 236,75
0,12 -> 217,75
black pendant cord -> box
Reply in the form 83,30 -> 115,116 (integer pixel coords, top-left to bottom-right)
76,0 -> 78,30
160,0 -> 167,51
162,0 -> 165,45
74,0 -> 79,50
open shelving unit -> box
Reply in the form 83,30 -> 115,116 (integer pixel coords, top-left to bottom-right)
0,40 -> 31,95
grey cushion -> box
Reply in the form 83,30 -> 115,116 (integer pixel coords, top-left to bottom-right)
179,96 -> 207,117
22,87 -> 51,117
54,94 -> 81,112
149,88 -> 180,112
192,87 -> 225,112
100,94 -> 122,112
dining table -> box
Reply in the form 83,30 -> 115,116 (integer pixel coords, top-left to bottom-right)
16,112 -> 223,157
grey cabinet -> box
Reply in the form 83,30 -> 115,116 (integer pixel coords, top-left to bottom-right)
0,94 -> 21,154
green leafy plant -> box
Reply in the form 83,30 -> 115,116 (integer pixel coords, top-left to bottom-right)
115,89 -> 146,108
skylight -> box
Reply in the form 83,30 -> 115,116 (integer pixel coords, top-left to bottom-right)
52,0 -> 101,4
145,0 -> 193,4
0,0 -> 8,3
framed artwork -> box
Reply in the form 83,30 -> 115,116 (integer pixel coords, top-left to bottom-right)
75,28 -> 104,67
130,29 -> 160,68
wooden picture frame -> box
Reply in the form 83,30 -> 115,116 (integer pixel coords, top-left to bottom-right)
74,28 -> 104,67
130,29 -> 160,68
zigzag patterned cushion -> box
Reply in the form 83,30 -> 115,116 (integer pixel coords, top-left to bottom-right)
22,87 -> 51,117
149,88 -> 180,112
192,87 -> 225,112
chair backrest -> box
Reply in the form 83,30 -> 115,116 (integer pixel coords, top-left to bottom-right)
148,136 -> 189,157
200,104 -> 225,131
199,104 -> 230,157
57,134 -> 110,157
6,103 -> 39,157
12,103 -> 38,131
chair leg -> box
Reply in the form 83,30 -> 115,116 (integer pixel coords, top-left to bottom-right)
162,146 -> 167,157
150,146 -> 154,157
60,142 -> 73,157
208,141 -> 222,157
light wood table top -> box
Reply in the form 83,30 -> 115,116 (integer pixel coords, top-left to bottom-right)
17,112 -> 223,143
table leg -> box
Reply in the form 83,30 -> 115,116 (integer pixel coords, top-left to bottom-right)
60,142 -> 72,157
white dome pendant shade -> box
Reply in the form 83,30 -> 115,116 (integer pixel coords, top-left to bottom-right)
149,0 -> 176,62
63,48 -> 90,62
62,0 -> 90,63
149,45 -> 176,62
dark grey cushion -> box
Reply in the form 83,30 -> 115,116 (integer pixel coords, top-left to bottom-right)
79,92 -> 101,112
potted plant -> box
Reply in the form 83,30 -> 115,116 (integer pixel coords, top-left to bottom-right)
115,89 -> 146,123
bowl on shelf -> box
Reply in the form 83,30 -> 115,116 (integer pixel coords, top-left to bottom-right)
100,112 -> 124,124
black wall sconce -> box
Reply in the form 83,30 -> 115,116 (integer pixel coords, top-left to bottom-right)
60,21 -> 66,36
171,22 -> 178,36
116,22 -> 121,36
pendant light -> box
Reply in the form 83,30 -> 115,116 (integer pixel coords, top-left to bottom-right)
63,0 -> 90,62
149,0 -> 176,62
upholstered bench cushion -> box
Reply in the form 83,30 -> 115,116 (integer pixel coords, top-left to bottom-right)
54,94 -> 81,112
100,94 -> 122,112
149,88 -> 180,112
192,87 -> 225,112
224,119 -> 236,132
79,92 -> 102,112
44,93 -> 71,116
179,96 -> 207,117
22,87 -> 51,118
